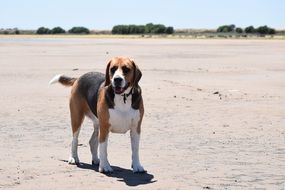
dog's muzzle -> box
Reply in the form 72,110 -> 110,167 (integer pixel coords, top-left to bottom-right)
113,77 -> 128,94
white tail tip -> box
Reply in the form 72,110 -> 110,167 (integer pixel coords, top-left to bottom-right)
49,74 -> 62,85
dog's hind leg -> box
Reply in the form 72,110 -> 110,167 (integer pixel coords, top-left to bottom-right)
68,95 -> 85,165
69,127 -> 81,165
89,118 -> 100,165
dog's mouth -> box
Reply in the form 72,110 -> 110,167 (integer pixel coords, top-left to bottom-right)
113,83 -> 129,94
114,86 -> 125,94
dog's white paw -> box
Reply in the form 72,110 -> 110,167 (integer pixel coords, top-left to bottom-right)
68,156 -> 79,165
92,158 -> 100,165
99,162 -> 113,173
132,163 -> 146,173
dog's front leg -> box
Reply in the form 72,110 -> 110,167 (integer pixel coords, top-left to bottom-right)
130,128 -> 145,173
99,128 -> 113,173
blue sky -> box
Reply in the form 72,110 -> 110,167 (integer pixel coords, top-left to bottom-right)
0,0 -> 284,30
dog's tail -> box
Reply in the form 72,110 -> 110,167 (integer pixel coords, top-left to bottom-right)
49,74 -> 77,87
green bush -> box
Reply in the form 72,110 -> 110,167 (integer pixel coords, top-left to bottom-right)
15,29 -> 20,34
153,24 -> 166,34
268,28 -> 276,35
244,26 -> 256,33
217,25 -> 235,33
36,27 -> 51,34
165,27 -> 174,34
235,27 -> 243,33
137,25 -> 146,34
111,23 -> 174,34
222,27 -> 229,32
229,24 -> 236,31
50,27 -> 65,34
145,23 -> 154,33
68,27 -> 90,34
256,25 -> 275,35
256,25 -> 269,34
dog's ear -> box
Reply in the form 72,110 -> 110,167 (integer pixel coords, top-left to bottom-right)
131,59 -> 142,86
104,60 -> 111,86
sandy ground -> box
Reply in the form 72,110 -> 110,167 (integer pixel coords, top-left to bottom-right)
0,38 -> 284,189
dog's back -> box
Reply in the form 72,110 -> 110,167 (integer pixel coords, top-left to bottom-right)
77,72 -> 105,117
49,72 -> 105,117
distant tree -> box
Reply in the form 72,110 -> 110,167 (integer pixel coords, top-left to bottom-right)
235,27 -> 243,33
245,26 -> 255,33
36,27 -> 50,34
217,26 -> 223,33
256,25 -> 269,34
129,25 -> 136,34
121,25 -> 129,34
229,24 -> 236,31
111,25 -> 129,34
137,25 -> 145,34
257,25 -> 275,35
152,24 -> 166,34
111,25 -> 120,34
165,26 -> 174,34
268,28 -> 276,35
145,23 -> 154,33
50,27 -> 65,34
68,27 -> 90,34
111,23 -> 173,34
222,27 -> 229,32
217,25 -> 235,33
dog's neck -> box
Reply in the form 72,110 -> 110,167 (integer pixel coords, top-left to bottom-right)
121,87 -> 133,103
113,87 -> 133,111
105,85 -> 141,110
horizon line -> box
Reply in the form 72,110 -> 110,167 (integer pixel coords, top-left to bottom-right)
1,26 -> 285,31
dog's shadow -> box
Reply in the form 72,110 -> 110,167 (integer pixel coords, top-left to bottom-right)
60,160 -> 156,186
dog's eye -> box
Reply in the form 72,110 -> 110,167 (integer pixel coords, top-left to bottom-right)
122,66 -> 130,74
110,66 -> 117,74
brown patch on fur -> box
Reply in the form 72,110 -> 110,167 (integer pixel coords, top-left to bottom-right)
137,98 -> 144,134
69,81 -> 90,134
59,75 -> 77,86
97,87 -> 110,142
104,61 -> 111,86
131,60 -> 142,87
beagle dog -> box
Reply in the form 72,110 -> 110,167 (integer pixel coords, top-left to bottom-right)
49,57 -> 145,173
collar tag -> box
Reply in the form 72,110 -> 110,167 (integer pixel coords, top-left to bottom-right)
121,88 -> 133,104
123,94 -> 127,103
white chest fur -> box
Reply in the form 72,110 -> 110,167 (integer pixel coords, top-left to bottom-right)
108,93 -> 140,134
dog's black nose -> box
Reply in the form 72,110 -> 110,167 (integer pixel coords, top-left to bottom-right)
114,77 -> 123,85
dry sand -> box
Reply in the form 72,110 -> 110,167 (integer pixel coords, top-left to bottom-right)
0,37 -> 284,189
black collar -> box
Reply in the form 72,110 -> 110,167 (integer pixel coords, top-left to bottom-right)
121,88 -> 133,103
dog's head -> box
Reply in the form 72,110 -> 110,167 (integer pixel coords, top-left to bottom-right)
104,57 -> 142,94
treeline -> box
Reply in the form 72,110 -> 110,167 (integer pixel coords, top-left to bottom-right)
0,24 -> 282,37
112,23 -> 174,34
217,24 -> 276,35
0,28 -> 21,34
36,26 -> 90,34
